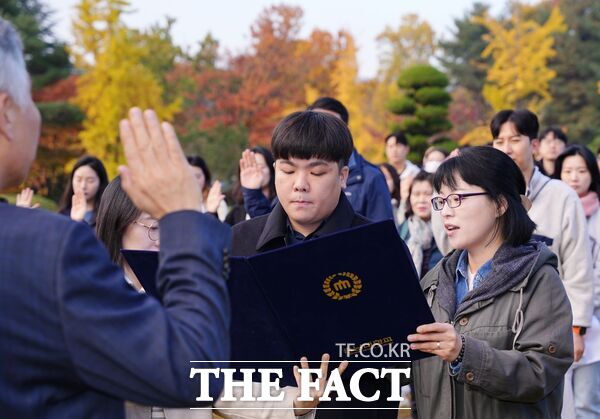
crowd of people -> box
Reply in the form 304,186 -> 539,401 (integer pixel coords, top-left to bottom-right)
1,16 -> 599,419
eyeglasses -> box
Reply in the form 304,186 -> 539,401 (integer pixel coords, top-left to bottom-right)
431,192 -> 489,211
134,220 -> 160,242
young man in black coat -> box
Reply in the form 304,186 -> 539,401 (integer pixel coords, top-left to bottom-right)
232,111 -> 397,418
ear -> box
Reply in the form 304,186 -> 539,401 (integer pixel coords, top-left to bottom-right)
0,93 -> 14,143
339,166 -> 349,188
530,138 -> 540,154
497,196 -> 508,218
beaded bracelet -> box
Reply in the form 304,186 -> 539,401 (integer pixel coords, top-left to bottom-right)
452,334 -> 466,364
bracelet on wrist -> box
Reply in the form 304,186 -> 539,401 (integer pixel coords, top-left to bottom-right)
452,334 -> 466,364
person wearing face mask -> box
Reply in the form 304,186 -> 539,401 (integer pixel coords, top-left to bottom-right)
554,145 -> 600,419
422,146 -> 448,174
409,146 -> 573,419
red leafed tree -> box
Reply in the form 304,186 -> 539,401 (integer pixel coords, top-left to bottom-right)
170,5 -> 342,147
27,75 -> 84,201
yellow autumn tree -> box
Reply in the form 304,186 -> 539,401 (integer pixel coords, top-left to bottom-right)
474,7 -> 566,113
330,31 -> 380,160
71,0 -> 180,176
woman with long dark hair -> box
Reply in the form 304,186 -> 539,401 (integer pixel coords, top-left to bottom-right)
555,145 -> 600,418
58,155 -> 109,226
409,146 -> 573,418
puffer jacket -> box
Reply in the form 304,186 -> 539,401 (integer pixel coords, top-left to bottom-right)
413,242 -> 573,419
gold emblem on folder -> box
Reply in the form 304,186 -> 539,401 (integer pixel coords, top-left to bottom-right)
323,272 -> 362,300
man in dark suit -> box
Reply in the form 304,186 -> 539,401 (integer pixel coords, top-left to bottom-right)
0,18 -> 230,417
232,111 -> 396,418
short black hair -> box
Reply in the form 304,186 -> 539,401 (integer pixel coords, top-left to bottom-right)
385,131 -> 409,146
96,176 -> 141,267
307,97 -> 349,124
554,145 -> 600,196
433,146 -> 536,247
490,109 -> 539,141
405,171 -> 433,220
539,126 -> 568,144
186,155 -> 211,187
271,111 -> 354,166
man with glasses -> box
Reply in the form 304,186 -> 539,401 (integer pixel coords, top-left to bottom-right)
491,109 -> 593,367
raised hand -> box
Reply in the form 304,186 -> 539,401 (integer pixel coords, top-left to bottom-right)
70,189 -> 87,221
239,149 -> 264,190
292,353 -> 349,415
15,188 -> 40,209
205,180 -> 225,214
118,108 -> 203,219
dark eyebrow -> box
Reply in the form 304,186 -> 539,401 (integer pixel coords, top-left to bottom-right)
307,161 -> 330,168
278,160 -> 330,168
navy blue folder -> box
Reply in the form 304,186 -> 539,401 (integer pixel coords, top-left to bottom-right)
122,220 -> 435,386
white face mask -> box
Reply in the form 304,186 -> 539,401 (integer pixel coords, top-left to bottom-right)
423,160 -> 442,173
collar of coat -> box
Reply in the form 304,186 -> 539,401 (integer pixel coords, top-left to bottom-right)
424,240 -> 556,320
255,191 -> 357,252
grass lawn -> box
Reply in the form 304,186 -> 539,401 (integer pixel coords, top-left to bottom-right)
1,193 -> 58,212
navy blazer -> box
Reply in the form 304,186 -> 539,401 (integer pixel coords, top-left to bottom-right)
0,204 -> 231,418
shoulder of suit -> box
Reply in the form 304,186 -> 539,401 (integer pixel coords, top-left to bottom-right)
1,204 -> 75,228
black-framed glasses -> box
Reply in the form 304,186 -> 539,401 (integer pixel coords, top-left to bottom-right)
431,192 -> 489,211
134,220 -> 160,242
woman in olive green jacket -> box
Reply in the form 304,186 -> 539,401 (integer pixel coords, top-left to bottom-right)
408,147 -> 573,418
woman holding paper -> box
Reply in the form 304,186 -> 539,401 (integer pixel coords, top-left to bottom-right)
96,176 -> 344,419
408,146 -> 573,418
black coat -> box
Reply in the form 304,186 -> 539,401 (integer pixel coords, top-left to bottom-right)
231,193 -> 397,418
232,192 -> 369,256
